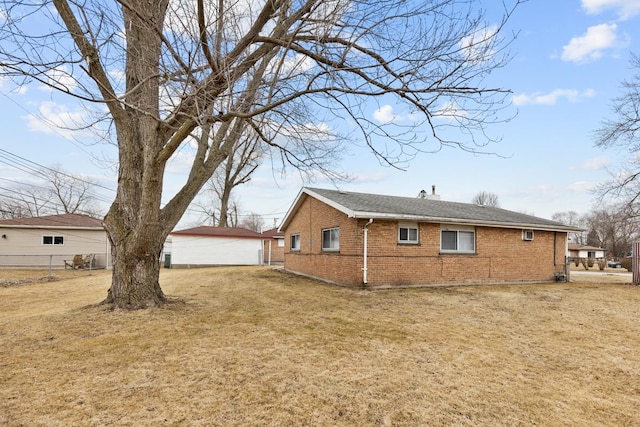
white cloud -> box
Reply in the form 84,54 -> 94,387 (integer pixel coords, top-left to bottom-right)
24,101 -> 91,139
512,88 -> 596,106
575,156 -> 611,170
459,25 -> 498,62
561,23 -> 618,63
433,101 -> 467,120
373,104 -> 400,123
0,77 -> 28,95
567,181 -> 595,193
36,66 -> 78,92
582,0 -> 640,20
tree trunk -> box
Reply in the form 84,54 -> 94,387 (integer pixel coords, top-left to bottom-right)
102,206 -> 168,309
99,1 -> 171,309
104,245 -> 166,309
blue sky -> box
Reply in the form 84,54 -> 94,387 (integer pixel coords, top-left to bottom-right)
1,0 -> 640,229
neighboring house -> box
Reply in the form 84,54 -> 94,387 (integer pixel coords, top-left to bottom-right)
262,227 -> 285,265
567,244 -> 606,259
279,187 -> 582,288
169,226 -> 264,268
0,213 -> 110,269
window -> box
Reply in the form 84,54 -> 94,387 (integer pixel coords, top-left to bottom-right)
277,239 -> 285,247
522,230 -> 534,241
42,235 -> 64,245
440,228 -> 475,253
398,223 -> 419,244
290,234 -> 300,251
322,227 -> 339,251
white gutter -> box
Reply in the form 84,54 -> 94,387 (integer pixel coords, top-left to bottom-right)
362,218 -> 374,284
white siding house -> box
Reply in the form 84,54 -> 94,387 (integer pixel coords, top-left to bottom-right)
568,244 -> 606,259
0,213 -> 110,268
169,226 -> 264,267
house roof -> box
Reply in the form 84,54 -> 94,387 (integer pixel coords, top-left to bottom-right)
568,244 -> 605,251
0,213 -> 104,229
280,187 -> 583,232
262,227 -> 284,239
170,226 -> 264,239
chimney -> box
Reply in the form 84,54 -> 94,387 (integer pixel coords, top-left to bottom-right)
418,185 -> 440,200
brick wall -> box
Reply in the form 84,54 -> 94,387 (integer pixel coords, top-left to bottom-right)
263,238 -> 285,264
282,195 -> 568,287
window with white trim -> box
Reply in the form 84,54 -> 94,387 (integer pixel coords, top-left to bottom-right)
398,222 -> 419,244
322,227 -> 340,251
440,227 -> 475,253
522,230 -> 534,241
42,235 -> 64,245
290,234 -> 300,251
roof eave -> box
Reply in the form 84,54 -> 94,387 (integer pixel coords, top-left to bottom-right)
0,224 -> 104,231
279,187 -> 355,231
349,212 -> 582,232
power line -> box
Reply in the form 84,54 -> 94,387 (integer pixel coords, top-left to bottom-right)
0,148 -> 115,193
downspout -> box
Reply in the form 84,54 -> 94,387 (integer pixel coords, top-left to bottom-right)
363,218 -> 374,285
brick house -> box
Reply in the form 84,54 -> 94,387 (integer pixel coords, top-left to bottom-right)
279,188 -> 581,288
262,227 -> 285,264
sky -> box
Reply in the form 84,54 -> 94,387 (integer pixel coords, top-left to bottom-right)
1,0 -> 640,230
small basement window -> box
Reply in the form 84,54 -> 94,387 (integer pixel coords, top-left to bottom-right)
522,230 -> 534,241
42,235 -> 64,245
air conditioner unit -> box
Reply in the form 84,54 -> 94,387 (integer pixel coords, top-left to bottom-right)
523,230 -> 534,241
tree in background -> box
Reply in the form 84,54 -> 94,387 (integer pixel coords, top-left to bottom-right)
1,0 -> 521,308
582,207 -> 639,258
239,213 -> 266,233
471,191 -> 500,207
194,129 -> 263,228
594,53 -> 640,214
551,210 -> 585,245
0,165 -> 103,218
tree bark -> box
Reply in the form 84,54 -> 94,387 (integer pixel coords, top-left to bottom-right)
99,0 -> 170,309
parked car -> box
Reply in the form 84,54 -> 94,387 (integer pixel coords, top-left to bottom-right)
607,260 -> 622,268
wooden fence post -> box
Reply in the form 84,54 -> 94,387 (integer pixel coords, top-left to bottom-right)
633,242 -> 640,285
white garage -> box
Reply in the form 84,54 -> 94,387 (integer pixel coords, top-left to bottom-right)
168,226 -> 264,268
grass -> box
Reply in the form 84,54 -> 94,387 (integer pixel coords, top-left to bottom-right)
1,266 -> 639,426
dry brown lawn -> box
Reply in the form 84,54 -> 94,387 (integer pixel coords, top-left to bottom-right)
1,267 -> 639,426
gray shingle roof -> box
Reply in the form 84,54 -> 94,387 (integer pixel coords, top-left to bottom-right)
281,187 -> 581,232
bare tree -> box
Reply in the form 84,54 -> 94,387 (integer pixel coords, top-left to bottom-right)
0,166 -> 103,217
594,53 -> 640,212
581,206 -> 640,258
551,210 -> 585,244
1,0 -> 521,308
239,212 -> 265,233
0,183 -> 52,217
46,166 -> 103,216
471,191 -> 500,207
205,130 -> 263,227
